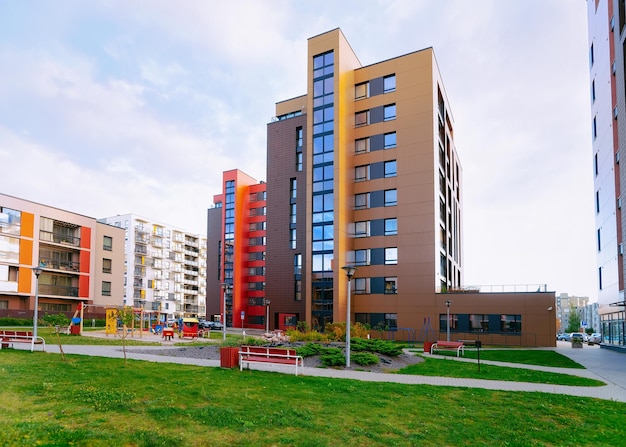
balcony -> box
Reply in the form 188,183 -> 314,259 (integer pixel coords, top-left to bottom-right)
38,258 -> 80,272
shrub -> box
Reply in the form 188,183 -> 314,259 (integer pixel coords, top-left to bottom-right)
352,352 -> 379,366
319,348 -> 345,367
350,338 -> 403,356
0,317 -> 32,327
286,329 -> 327,343
297,343 -> 327,358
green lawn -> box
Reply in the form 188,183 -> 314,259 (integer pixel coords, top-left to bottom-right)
0,350 -> 623,446
460,349 -> 585,368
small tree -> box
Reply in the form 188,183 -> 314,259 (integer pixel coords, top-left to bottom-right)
566,310 -> 581,333
114,306 -> 135,365
42,313 -> 70,361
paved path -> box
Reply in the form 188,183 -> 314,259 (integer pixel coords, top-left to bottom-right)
15,340 -> 626,403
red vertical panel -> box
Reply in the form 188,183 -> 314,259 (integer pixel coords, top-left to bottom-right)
79,275 -> 90,298
80,250 -> 90,274
81,226 -> 91,249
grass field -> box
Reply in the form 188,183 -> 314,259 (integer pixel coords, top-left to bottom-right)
1,349 -> 624,446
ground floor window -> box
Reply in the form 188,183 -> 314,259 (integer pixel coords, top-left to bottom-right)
601,311 -> 625,346
439,313 -> 522,334
355,312 -> 397,330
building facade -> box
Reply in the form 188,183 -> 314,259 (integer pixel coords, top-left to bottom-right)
0,193 -> 124,318
587,0 -> 626,348
556,293 -> 590,333
99,214 -> 207,321
206,29 -> 556,346
206,170 -> 267,329
266,29 -> 462,331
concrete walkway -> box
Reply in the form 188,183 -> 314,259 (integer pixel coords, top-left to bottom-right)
13,339 -> 626,403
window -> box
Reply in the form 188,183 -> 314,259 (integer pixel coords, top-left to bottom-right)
469,314 -> 489,332
102,259 -> 112,274
384,189 -> 397,206
102,281 -> 111,296
501,314 -> 522,333
384,104 -> 396,121
355,249 -> 369,266
385,247 -> 398,265
290,204 -> 297,224
384,160 -> 397,178
383,74 -> 396,93
384,277 -> 397,294
290,178 -> 297,199
290,229 -> 296,249
354,277 -> 369,294
597,228 -> 601,251
355,110 -> 369,127
590,43 -> 594,67
355,82 -> 369,99
354,221 -> 369,238
593,116 -> 597,139
103,236 -> 112,251
596,191 -> 600,214
355,165 -> 369,182
296,152 -> 303,171
355,137 -> 370,154
591,80 -> 596,103
384,132 -> 396,149
294,253 -> 302,275
439,313 -> 458,332
355,193 -> 369,209
384,218 -> 397,235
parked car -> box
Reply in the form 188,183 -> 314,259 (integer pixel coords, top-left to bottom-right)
570,332 -> 587,343
556,333 -> 569,341
200,320 -> 223,330
588,333 -> 602,344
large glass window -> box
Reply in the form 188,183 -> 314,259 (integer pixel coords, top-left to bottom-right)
354,249 -> 370,266
501,315 -> 522,333
354,221 -> 369,238
469,314 -> 489,332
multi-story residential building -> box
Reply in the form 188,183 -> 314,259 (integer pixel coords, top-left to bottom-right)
556,293 -> 590,332
587,0 -> 626,348
0,193 -> 124,318
99,214 -> 207,321
206,170 -> 267,329
207,29 -> 556,346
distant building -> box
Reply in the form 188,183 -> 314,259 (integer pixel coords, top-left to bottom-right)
206,170 -> 267,329
206,29 -> 556,346
587,0 -> 626,348
0,193 -> 124,318
99,214 -> 207,321
556,293 -> 590,332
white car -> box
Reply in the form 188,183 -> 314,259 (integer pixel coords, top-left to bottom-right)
588,333 -> 602,344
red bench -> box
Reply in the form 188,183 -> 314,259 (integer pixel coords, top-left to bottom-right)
430,340 -> 464,357
0,330 -> 46,352
239,346 -> 304,375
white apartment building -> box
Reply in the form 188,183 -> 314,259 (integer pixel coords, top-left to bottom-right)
99,214 -> 207,320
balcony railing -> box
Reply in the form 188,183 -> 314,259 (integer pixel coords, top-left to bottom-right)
39,258 -> 80,272
39,230 -> 80,247
39,284 -> 79,297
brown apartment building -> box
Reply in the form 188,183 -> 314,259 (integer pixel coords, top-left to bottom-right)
209,29 -> 555,346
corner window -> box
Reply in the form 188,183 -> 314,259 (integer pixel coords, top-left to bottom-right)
383,74 -> 396,93
355,249 -> 370,266
354,277 -> 369,294
384,160 -> 397,178
384,104 -> 396,121
384,189 -> 397,207
384,132 -> 396,149
355,193 -> 369,210
354,221 -> 369,238
384,247 -> 398,265
384,218 -> 397,235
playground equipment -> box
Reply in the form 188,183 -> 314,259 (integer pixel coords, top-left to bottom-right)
181,317 -> 199,338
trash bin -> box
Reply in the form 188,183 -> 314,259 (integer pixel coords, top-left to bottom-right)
220,346 -> 240,368
70,325 -> 80,335
423,341 -> 434,353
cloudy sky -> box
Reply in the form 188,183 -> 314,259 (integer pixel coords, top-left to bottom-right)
0,1 -> 595,299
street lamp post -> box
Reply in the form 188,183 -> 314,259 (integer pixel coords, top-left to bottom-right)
445,300 -> 453,342
342,265 -> 358,369
265,299 -> 271,333
221,283 -> 231,341
32,266 -> 42,352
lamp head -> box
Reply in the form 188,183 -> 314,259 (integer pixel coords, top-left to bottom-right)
32,266 -> 43,278
445,300 -> 452,307
342,265 -> 358,279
